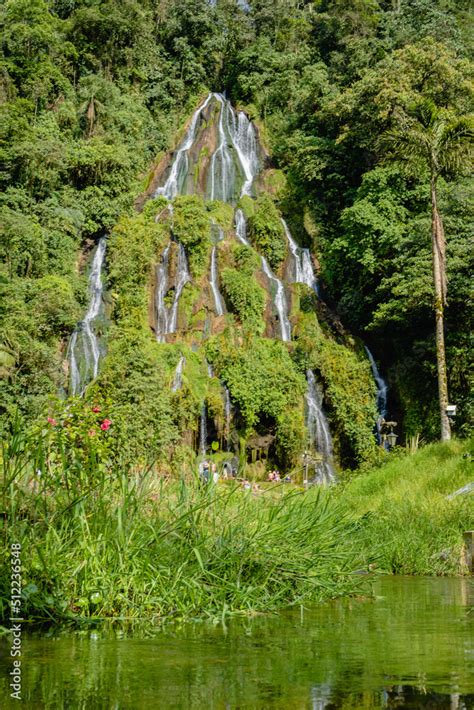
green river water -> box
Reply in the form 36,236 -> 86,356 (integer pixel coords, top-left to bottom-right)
1,576 -> 473,709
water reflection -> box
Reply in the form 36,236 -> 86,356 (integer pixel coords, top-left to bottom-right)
0,577 -> 472,708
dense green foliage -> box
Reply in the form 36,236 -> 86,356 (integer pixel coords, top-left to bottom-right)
293,308 -> 377,466
221,268 -> 266,334
247,193 -> 286,270
1,0 -> 472,458
172,196 -> 211,277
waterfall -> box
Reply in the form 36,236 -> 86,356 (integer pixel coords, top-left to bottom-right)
282,219 -> 318,293
226,103 -> 259,197
365,346 -> 388,443
209,94 -> 236,202
209,93 -> 259,201
68,238 -> 106,395
154,92 -> 259,202
207,361 -> 214,378
155,243 -> 190,342
235,208 -> 291,341
199,403 -> 208,456
155,94 -> 213,200
172,356 -> 186,392
261,256 -> 291,342
364,346 -> 388,418
235,208 -> 251,246
210,246 -> 225,316
305,370 -> 336,484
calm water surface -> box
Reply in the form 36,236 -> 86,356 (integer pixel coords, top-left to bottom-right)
0,577 -> 473,709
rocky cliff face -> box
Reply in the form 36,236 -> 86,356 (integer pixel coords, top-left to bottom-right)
74,93 -> 379,477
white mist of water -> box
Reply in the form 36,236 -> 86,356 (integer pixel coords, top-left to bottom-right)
155,243 -> 190,342
261,255 -> 291,342
365,346 -> 388,418
69,238 -> 106,395
282,219 -> 318,293
200,403 -> 208,456
305,370 -> 336,484
172,356 -> 186,392
155,94 -> 213,200
210,246 -> 225,316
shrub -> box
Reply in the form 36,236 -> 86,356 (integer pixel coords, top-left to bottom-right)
221,268 -> 266,334
172,195 -> 210,277
206,336 -> 306,431
247,193 -> 286,270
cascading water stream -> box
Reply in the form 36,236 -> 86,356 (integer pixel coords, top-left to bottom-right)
210,246 -> 225,316
365,346 -> 388,443
68,238 -> 106,395
172,356 -> 186,392
282,219 -> 318,293
365,346 -> 388,418
199,403 -> 208,456
226,102 -> 259,197
235,209 -> 291,341
154,93 -> 260,343
235,208 -> 250,246
261,256 -> 291,342
305,370 -> 336,484
170,244 -> 191,332
209,94 -> 235,202
155,94 -> 213,200
155,244 -> 190,342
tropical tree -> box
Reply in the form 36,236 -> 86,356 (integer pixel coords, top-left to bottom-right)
382,101 -> 472,440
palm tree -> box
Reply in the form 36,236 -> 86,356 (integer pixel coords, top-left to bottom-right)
382,101 -> 472,440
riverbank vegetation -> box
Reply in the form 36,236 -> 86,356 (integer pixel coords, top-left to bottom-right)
0,424 -> 369,625
339,438 -> 474,576
1,429 -> 471,626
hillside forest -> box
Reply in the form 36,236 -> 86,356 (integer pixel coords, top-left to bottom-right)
0,0 -> 472,475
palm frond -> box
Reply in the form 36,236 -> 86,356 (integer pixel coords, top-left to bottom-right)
438,115 -> 474,175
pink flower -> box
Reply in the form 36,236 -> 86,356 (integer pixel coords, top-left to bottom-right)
47,417 -> 57,426
88,429 -> 96,437
92,406 -> 101,413
100,419 -> 112,431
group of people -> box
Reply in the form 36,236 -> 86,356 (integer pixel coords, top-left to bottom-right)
199,461 -> 292,487
267,470 -> 291,483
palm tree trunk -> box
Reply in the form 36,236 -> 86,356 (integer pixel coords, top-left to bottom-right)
431,177 -> 451,441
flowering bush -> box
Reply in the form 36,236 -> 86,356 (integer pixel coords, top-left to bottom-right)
38,397 -> 115,477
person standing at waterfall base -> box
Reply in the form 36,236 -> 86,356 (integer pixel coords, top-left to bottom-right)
199,460 -> 210,485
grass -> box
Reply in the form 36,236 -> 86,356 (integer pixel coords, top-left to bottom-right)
1,430 -> 472,627
337,438 -> 474,575
0,429 -> 368,626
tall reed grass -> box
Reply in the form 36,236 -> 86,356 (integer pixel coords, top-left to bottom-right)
0,428 -> 367,625
337,439 -> 474,575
